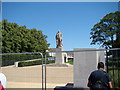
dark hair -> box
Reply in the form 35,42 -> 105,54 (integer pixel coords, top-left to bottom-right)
97,62 -> 104,69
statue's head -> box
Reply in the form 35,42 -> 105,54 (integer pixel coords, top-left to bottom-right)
58,30 -> 60,33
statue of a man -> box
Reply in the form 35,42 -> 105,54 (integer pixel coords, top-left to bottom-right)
56,30 -> 63,48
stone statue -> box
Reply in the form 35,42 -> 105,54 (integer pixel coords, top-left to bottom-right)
56,30 -> 63,48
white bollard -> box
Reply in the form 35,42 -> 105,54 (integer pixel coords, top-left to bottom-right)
15,62 -> 19,67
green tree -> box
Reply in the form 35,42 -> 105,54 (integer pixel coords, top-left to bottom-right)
90,11 -> 120,48
2,19 -> 50,53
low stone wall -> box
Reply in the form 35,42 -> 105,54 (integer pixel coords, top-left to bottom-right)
14,59 -> 41,67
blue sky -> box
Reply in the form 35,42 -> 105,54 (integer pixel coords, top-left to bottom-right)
2,2 -> 118,50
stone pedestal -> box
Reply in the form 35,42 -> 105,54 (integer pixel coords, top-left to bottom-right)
55,48 -> 64,64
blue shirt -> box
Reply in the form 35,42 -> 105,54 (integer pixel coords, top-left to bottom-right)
88,70 -> 111,87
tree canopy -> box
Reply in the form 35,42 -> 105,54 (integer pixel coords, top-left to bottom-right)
90,11 -> 120,48
1,19 -> 50,53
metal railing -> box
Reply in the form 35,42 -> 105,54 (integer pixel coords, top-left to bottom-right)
1,52 -> 46,90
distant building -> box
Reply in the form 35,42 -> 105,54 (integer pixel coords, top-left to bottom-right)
48,48 -> 74,61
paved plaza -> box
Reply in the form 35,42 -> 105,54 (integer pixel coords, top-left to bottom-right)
2,65 -> 73,88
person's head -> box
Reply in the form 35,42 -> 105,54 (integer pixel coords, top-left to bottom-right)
97,62 -> 104,70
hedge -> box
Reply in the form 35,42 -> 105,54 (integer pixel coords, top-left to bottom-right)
1,53 -> 42,66
18,59 -> 55,67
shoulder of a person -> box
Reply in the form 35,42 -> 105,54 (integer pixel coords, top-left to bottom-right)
0,73 -> 6,78
0,73 -> 5,76
91,70 -> 98,74
102,70 -> 108,74
102,71 -> 109,76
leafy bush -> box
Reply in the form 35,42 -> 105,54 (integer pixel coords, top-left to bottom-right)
65,61 -> 73,65
1,54 -> 42,66
18,59 -> 55,67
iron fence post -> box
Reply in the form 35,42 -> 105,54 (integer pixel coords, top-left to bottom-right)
105,47 -> 108,73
